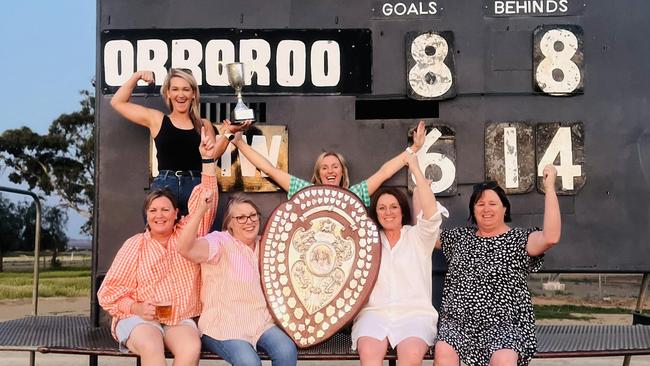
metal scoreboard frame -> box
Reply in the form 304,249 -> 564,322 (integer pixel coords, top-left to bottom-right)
94,0 -> 650,299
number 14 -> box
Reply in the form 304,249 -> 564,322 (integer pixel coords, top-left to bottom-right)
485,122 -> 585,194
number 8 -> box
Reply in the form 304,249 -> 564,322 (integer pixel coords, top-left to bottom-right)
408,33 -> 454,98
535,27 -> 582,95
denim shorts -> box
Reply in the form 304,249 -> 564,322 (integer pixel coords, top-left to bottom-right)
115,315 -> 198,353
151,171 -> 201,217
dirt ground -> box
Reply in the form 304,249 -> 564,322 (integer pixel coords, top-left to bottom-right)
529,273 -> 649,325
0,273 -> 648,365
0,297 -> 90,321
529,273 -> 648,308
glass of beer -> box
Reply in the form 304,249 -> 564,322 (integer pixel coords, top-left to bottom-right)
155,300 -> 172,324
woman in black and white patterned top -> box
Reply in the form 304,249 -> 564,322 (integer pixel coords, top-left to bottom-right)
434,164 -> 561,366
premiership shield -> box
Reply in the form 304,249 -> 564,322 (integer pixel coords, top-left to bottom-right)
260,186 -> 381,347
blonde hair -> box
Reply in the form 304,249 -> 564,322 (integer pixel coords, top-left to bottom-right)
160,68 -> 202,133
310,151 -> 350,189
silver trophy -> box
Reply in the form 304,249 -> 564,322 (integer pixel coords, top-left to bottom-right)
226,62 -> 255,124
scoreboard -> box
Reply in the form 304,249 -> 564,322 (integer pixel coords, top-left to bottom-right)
96,0 -> 650,275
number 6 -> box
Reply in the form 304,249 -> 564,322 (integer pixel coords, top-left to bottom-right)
408,126 -> 457,195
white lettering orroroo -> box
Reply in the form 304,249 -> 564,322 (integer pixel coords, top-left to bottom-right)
104,39 -> 341,88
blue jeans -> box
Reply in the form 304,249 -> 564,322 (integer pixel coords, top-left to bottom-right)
151,171 -> 201,216
201,326 -> 297,366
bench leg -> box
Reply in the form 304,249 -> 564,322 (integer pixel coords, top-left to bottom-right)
622,272 -> 650,366
88,355 -> 97,366
389,360 -> 396,366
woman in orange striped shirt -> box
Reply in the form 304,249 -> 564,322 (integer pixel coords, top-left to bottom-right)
178,194 -> 297,366
98,127 -> 218,366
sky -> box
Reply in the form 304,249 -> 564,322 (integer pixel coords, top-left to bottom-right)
0,2 -> 95,238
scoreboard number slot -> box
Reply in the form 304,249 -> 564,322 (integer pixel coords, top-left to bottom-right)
485,123 -> 536,195
408,126 -> 457,196
406,31 -> 457,100
533,25 -> 584,96
486,122 -> 585,195
536,124 -> 585,193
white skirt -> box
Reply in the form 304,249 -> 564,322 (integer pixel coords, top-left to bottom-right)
351,310 -> 438,350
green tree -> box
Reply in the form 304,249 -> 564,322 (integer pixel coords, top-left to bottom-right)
0,90 -> 95,234
19,203 -> 69,267
0,195 -> 24,272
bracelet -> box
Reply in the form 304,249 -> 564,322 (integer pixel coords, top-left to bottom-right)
201,158 -> 215,164
405,146 -> 415,155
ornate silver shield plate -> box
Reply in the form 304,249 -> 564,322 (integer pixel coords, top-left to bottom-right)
259,186 -> 381,347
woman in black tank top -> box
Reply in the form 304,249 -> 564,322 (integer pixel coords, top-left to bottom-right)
111,68 -> 248,216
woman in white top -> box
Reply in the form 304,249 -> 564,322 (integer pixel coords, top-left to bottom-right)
352,153 -> 445,366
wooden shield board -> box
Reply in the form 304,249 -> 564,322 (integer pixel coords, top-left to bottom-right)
259,186 -> 381,348
216,125 -> 288,193
149,124 -> 289,193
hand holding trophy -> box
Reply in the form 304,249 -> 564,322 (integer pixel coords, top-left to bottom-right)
226,62 -> 256,124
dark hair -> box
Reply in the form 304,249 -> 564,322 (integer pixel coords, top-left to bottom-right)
468,181 -> 511,224
369,187 -> 412,230
143,188 -> 180,227
222,194 -> 262,232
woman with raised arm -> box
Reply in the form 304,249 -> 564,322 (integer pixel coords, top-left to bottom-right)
177,193 -> 297,366
229,120 -> 426,207
434,165 -> 561,366
111,69 -> 247,215
352,152 -> 446,366
98,128 -> 218,366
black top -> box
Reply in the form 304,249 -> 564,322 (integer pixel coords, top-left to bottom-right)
154,115 -> 201,171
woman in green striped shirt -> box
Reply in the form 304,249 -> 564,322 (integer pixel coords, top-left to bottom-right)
230,120 -> 426,207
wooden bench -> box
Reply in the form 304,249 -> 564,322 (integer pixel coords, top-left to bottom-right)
1,316 -> 650,365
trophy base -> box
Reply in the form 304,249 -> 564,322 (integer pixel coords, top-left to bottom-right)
232,108 -> 255,124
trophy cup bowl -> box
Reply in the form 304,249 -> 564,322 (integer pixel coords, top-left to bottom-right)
226,62 -> 255,124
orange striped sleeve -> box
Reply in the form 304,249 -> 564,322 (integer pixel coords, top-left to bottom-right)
182,173 -> 218,236
97,234 -> 143,318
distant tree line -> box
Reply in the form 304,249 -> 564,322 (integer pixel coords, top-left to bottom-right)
0,195 -> 68,271
0,88 -> 94,272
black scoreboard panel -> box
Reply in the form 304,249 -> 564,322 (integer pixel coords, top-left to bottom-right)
96,0 -> 650,273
